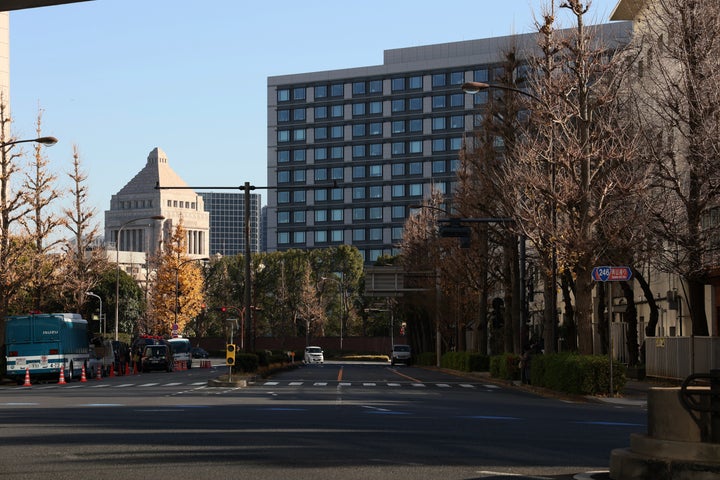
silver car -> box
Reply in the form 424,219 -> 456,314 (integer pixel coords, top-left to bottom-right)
390,344 -> 412,365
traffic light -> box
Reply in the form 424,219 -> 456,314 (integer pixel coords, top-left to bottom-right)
226,344 -> 236,366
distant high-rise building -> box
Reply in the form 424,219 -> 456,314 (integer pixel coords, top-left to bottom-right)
266,23 -> 631,263
199,191 -> 262,257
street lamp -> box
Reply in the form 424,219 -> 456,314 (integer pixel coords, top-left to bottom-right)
86,291 -> 103,335
174,257 -> 209,336
0,136 -> 58,148
461,81 -> 541,103
321,275 -> 345,351
114,215 -> 165,341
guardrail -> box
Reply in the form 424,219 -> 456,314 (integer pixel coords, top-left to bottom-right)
680,369 -> 720,443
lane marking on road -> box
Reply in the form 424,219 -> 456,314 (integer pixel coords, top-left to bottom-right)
1,402 -> 39,406
113,383 -> 135,388
484,384 -> 500,389
475,471 -> 551,479
190,382 -> 206,386
388,368 -> 423,383
437,384 -> 451,388
138,383 -> 159,387
289,382 -> 304,386
574,421 -> 644,427
363,382 -> 377,387
362,405 -> 410,415
338,382 -> 351,387
463,415 -> 521,420
90,384 -> 111,388
387,383 -> 401,387
263,381 -> 279,386
79,403 -> 124,407
460,384 -> 476,388
411,383 -> 426,388
163,382 -> 183,386
313,382 -> 328,386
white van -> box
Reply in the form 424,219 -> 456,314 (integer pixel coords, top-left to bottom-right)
167,337 -> 192,369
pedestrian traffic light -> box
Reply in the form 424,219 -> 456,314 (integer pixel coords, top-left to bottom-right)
226,344 -> 236,366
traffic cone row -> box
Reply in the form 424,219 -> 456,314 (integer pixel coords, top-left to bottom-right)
58,365 -> 67,385
23,367 -> 31,387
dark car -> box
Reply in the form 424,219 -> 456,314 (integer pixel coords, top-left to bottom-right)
140,344 -> 173,372
191,346 -> 209,359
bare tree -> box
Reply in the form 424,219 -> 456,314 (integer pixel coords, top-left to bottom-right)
20,108 -> 65,311
631,0 -> 720,337
61,145 -> 106,313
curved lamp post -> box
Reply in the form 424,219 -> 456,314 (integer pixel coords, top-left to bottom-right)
114,215 -> 165,340
0,136 -> 58,148
174,257 -> 209,336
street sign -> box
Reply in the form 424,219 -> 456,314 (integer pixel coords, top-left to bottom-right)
591,266 -> 632,282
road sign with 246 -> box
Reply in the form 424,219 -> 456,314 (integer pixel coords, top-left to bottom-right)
591,266 -> 632,282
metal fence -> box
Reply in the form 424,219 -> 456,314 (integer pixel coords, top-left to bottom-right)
644,336 -> 720,379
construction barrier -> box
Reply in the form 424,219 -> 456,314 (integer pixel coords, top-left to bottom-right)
200,359 -> 211,368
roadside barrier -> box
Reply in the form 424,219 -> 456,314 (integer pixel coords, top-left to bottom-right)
58,365 -> 67,385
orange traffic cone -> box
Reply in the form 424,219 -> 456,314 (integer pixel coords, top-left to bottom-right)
125,362 -> 130,376
95,365 -> 102,380
80,364 -> 87,382
133,362 -> 138,375
58,365 -> 67,385
109,365 -> 115,377
23,367 -> 31,387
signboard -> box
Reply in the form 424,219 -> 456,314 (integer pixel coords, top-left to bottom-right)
591,266 -> 632,282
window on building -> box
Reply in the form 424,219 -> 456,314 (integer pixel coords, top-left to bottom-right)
293,129 -> 306,141
315,106 -> 327,119
353,187 -> 365,200
315,147 -> 327,161
409,75 -> 423,89
369,101 -> 383,115
432,73 -> 446,87
409,140 -> 423,153
392,227 -> 403,241
369,228 -> 383,241
293,108 -> 306,121
278,211 -> 290,224
331,146 -> 344,159
293,210 -> 306,223
331,188 -> 343,201
293,190 -> 306,203
352,81 -> 366,95
369,80 -> 382,93
278,191 -> 290,203
331,83 -> 344,97
392,142 -> 405,155
392,184 -> 405,198
353,229 -> 366,241
408,97 -> 423,111
392,163 -> 405,176
450,93 -> 464,107
369,207 -> 383,219
353,124 -> 366,137
331,125 -> 343,138
352,145 -> 366,158
450,137 -> 463,151
315,189 -> 328,202
432,96 -> 446,109
391,77 -> 405,91
293,231 -> 305,243
278,89 -> 290,102
315,168 -> 328,181
433,138 -> 446,152
315,230 -> 328,243
293,87 -> 306,100
278,150 -> 290,163
352,103 -> 365,116
369,122 -> 382,134
294,169 -> 306,182
331,104 -> 343,118
392,205 -> 405,218
409,162 -> 423,175
474,68 -> 489,82
293,149 -> 306,162
315,85 -> 328,98
315,127 -> 328,140
353,208 -> 365,220
369,143 -> 382,156
450,71 -> 464,85
331,230 -> 343,242
315,209 -> 328,222
450,115 -> 464,129
432,160 -> 446,173
369,164 -> 382,177
409,184 -> 423,196
278,109 -> 290,122
433,117 -> 446,131
331,167 -> 344,180
278,232 -> 290,244
409,118 -> 423,132
331,209 -> 344,221
277,170 -> 290,183
391,99 -> 405,113
278,130 -> 290,143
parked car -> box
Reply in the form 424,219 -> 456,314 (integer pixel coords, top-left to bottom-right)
390,344 -> 412,365
303,346 -> 324,364
140,344 -> 173,372
86,344 -> 104,378
191,346 -> 209,359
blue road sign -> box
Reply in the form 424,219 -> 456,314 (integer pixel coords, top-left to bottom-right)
592,266 -> 632,282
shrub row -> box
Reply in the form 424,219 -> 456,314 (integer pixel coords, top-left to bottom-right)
440,351 -> 490,372
529,352 -> 626,395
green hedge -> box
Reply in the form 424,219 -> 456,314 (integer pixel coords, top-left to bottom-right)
530,352 -> 626,395
490,353 -> 522,381
415,352 -> 437,366
440,351 -> 490,372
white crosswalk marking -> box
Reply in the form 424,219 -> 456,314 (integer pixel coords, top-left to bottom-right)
411,383 -> 426,388
313,382 -> 327,386
263,381 -> 279,386
460,384 -> 476,388
289,381 -> 304,386
437,384 -> 451,388
362,382 -> 376,387
387,383 -> 401,387
338,382 -> 351,386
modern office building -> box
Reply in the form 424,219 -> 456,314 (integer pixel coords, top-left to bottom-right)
266,22 -> 631,263
199,191 -> 262,257
104,147 -> 210,278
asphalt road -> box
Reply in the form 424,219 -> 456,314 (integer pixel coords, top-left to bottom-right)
0,360 -> 645,480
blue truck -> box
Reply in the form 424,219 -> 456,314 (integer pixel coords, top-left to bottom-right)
5,313 -> 90,383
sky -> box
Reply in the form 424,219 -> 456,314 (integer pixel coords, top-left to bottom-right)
8,0 -> 622,228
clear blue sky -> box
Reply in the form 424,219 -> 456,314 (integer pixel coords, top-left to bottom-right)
9,0 -> 621,226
